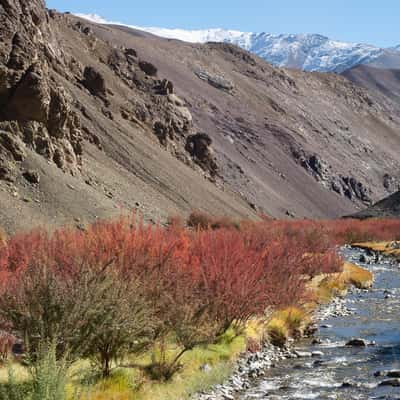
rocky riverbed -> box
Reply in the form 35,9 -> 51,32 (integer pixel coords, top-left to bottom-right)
193,246 -> 400,400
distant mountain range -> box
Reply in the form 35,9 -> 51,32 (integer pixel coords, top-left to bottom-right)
77,14 -> 400,73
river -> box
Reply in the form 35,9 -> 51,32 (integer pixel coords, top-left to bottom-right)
237,246 -> 400,400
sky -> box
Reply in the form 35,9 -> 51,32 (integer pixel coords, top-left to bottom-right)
45,0 -> 399,48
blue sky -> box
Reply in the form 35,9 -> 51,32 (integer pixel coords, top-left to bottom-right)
46,0 -> 399,47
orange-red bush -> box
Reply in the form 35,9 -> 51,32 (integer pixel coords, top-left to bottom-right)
1,213 -> 400,376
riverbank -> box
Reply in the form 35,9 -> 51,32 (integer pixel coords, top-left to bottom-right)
1,217 -> 400,400
249,245 -> 400,399
353,240 -> 400,259
0,254 -> 373,400
195,244 -> 399,400
191,255 -> 374,400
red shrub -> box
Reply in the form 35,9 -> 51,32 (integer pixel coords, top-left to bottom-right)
187,229 -> 269,333
1,212 -> 400,376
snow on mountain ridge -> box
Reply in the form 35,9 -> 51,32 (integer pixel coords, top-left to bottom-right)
75,14 -> 251,44
75,13 -> 385,72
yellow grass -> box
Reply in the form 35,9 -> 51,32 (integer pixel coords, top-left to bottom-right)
68,329 -> 247,400
341,262 -> 373,289
0,363 -> 29,383
310,261 -> 373,304
353,241 -> 400,259
0,227 -> 7,246
265,306 -> 309,346
265,318 -> 288,347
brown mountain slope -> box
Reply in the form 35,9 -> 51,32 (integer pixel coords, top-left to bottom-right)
88,21 -> 400,215
350,191 -> 400,219
0,1 -> 255,233
342,64 -> 400,105
366,50 -> 400,71
2,2 -> 400,232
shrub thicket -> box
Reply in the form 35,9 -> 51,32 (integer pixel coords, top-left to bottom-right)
0,214 -> 399,384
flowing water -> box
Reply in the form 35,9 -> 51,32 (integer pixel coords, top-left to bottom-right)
239,247 -> 400,400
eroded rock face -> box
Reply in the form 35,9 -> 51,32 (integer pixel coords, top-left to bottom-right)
293,148 -> 372,205
186,132 -> 218,176
153,121 -> 174,146
6,64 -> 51,123
82,66 -> 107,97
138,61 -> 158,76
0,0 -> 220,192
0,0 -> 83,177
155,79 -> 174,95
0,129 -> 26,164
341,176 -> 371,203
194,68 -> 234,92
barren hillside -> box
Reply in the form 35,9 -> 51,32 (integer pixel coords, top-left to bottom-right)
89,22 -> 400,216
2,0 -> 400,232
343,64 -> 400,105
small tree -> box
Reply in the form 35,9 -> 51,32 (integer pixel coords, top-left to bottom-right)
74,267 -> 155,378
147,281 -> 220,380
0,259 -> 155,378
0,260 -> 81,359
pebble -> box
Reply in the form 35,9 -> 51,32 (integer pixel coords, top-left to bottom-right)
192,341 -> 297,400
311,351 -> 324,357
294,350 -> 312,358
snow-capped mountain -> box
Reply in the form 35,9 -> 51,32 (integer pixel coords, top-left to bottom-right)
227,33 -> 384,73
76,14 -> 391,73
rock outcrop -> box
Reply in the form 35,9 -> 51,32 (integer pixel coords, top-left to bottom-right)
0,0 -> 84,177
186,132 -> 218,176
0,0 -> 220,186
82,66 -> 107,98
194,69 -> 234,92
293,149 -> 372,204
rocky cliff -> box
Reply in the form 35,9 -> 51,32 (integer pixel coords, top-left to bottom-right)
0,0 -> 254,232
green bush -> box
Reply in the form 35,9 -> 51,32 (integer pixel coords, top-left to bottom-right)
76,267 -> 155,378
0,343 -> 68,400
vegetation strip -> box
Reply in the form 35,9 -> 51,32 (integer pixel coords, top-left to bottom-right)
0,215 -> 399,399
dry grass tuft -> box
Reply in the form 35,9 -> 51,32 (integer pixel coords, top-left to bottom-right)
341,262 -> 373,289
0,228 -> 7,246
353,241 -> 400,259
266,318 -> 288,347
311,261 -> 373,303
266,306 -> 309,346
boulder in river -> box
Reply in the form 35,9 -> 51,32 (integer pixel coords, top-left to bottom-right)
387,370 -> 400,378
294,350 -> 312,358
379,378 -> 400,387
376,370 -> 400,378
345,338 -> 367,347
312,351 -> 324,357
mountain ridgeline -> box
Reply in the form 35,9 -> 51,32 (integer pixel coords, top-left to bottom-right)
1,0 -> 400,232
78,15 -> 400,73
